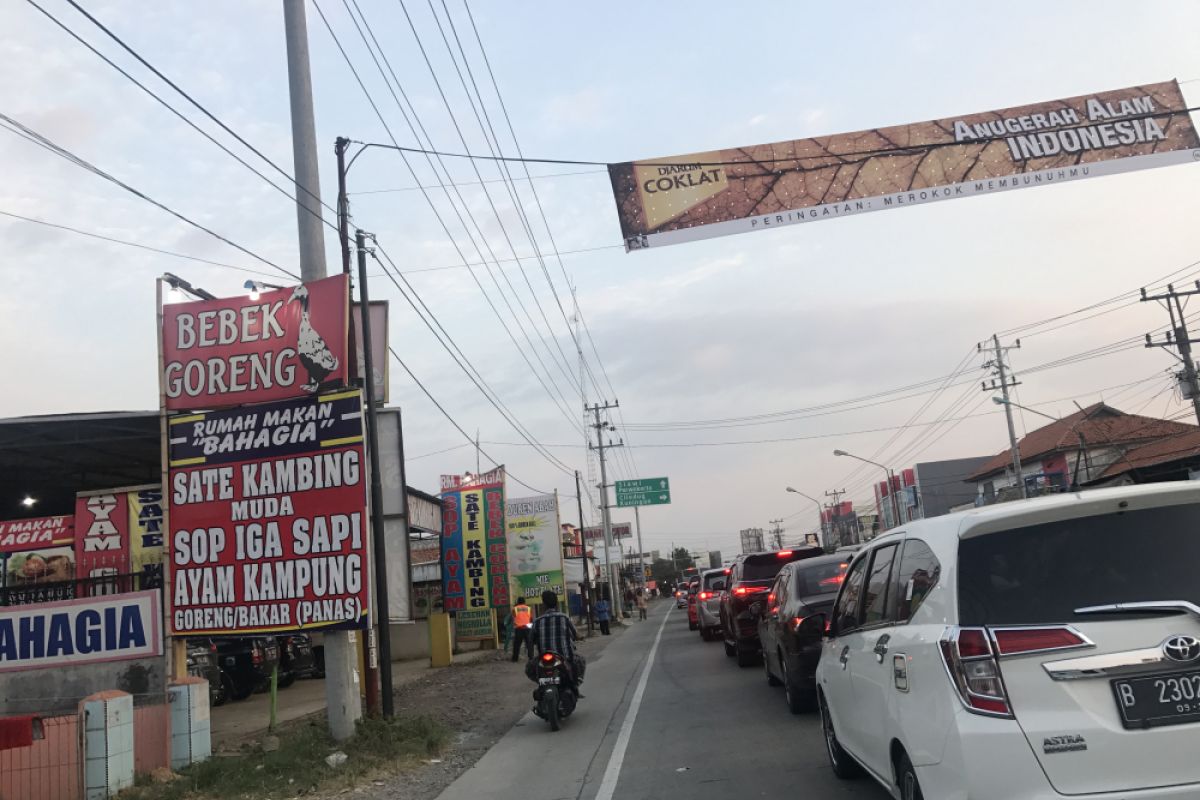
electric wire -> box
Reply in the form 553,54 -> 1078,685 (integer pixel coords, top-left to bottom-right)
22,0 -> 338,236
0,113 -> 298,281
59,0 -> 336,222
325,0 -> 585,434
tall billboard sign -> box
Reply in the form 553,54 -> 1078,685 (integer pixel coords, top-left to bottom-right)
161,274 -> 349,411
608,81 -> 1199,250
75,489 -> 131,595
166,390 -> 370,636
440,467 -> 509,615
506,494 -> 565,600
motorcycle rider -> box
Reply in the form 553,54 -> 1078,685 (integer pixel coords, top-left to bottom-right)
530,589 -> 584,694
510,597 -> 534,662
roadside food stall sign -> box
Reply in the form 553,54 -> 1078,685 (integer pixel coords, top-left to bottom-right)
0,590 -> 162,672
161,274 -> 349,411
166,390 -> 370,636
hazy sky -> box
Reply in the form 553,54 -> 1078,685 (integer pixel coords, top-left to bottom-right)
4,1 -> 1200,557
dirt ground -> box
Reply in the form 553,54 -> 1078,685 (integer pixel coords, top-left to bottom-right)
323,622 -> 627,800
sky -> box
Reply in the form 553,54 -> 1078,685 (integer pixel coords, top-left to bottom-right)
3,1 -> 1200,559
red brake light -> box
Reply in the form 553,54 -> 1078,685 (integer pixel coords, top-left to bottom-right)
723,568 -> 731,574
992,627 -> 1088,656
956,628 -> 992,658
541,652 -> 555,663
698,591 -> 712,600
776,550 -> 792,557
938,627 -> 1011,717
818,574 -> 845,587
733,586 -> 748,596
790,616 -> 806,633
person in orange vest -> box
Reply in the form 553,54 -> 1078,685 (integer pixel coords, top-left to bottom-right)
510,597 -> 535,662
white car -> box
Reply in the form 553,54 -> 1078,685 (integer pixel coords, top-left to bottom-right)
816,483 -> 1200,800
696,567 -> 730,640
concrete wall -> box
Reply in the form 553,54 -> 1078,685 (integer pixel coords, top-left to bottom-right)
389,620 -> 430,660
0,654 -> 167,716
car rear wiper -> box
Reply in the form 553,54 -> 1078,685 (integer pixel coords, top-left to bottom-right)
1074,600 -> 1200,617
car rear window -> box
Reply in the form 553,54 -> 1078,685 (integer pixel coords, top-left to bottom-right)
741,550 -> 820,581
702,572 -> 728,590
958,504 -> 1200,625
791,561 -> 849,598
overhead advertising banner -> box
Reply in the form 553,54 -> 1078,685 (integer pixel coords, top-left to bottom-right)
75,489 -> 131,592
2,546 -> 75,605
0,515 -> 74,553
161,273 -> 349,411
440,467 -> 508,613
166,390 -> 370,636
0,591 -> 162,672
608,81 -> 1200,250
582,522 -> 632,541
506,494 -> 565,600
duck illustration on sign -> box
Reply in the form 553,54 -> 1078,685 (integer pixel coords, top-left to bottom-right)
510,526 -> 544,573
290,284 -> 341,392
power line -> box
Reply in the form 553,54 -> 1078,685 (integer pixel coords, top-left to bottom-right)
0,209 -> 282,278
351,167 -> 606,194
58,0 -> 336,221
324,0 -> 585,431
0,112 -> 297,281
22,0 -> 337,236
347,102 -> 1200,169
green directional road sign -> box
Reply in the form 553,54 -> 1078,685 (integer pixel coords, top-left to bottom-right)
615,477 -> 671,507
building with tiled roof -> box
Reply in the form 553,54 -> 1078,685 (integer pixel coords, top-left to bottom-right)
967,403 -> 1198,502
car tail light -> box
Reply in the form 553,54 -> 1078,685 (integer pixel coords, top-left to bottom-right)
698,591 -> 712,600
790,616 -> 806,633
252,644 -> 263,665
991,627 -> 1090,656
939,627 -> 1011,717
818,575 -> 845,587
541,652 -> 556,663
777,550 -> 792,557
732,584 -> 768,597
723,568 -> 731,574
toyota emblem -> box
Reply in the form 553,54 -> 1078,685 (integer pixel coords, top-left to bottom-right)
1163,635 -> 1200,663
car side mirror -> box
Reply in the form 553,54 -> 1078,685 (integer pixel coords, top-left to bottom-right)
797,614 -> 827,637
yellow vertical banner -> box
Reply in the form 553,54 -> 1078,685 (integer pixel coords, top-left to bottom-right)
127,486 -> 164,591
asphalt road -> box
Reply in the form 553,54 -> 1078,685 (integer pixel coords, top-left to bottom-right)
433,600 -> 893,800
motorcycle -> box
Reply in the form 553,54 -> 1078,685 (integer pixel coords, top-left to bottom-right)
530,650 -> 578,731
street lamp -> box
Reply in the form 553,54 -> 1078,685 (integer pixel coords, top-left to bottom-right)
786,487 -> 827,549
833,449 -> 903,529
993,397 -> 1091,487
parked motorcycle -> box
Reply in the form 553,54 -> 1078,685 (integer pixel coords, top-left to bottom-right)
530,651 -> 579,731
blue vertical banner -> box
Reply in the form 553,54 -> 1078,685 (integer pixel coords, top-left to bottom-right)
440,490 -> 465,611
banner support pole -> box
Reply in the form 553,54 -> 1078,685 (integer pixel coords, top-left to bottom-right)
357,229 -> 394,719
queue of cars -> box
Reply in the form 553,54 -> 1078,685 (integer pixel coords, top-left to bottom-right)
186,633 -> 320,707
683,483 -> 1200,800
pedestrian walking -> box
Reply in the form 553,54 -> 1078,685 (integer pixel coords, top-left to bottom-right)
636,591 -> 647,620
510,597 -> 535,661
595,592 -> 611,635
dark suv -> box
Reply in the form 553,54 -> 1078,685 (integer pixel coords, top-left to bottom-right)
720,547 -> 822,667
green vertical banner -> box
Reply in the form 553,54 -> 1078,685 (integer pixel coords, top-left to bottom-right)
506,493 -> 565,601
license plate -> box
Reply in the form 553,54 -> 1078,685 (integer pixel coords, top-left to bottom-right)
1112,669 -> 1200,729
538,676 -> 560,685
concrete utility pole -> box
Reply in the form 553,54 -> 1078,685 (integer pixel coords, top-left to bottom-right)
283,0 -> 359,740
575,470 -> 593,634
769,518 -> 784,550
588,401 -> 624,618
1142,282 -> 1200,426
283,0 -> 326,281
824,489 -> 846,545
634,506 -> 647,594
981,335 -> 1027,499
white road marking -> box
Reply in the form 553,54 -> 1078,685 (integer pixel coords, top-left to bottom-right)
594,606 -> 672,800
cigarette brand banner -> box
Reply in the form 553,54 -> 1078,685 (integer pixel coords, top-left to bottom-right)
166,390 -> 370,635
161,274 -> 349,411
506,494 -> 565,600
0,515 -> 73,553
440,468 -> 508,612
75,489 -> 131,591
608,81 -> 1200,250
